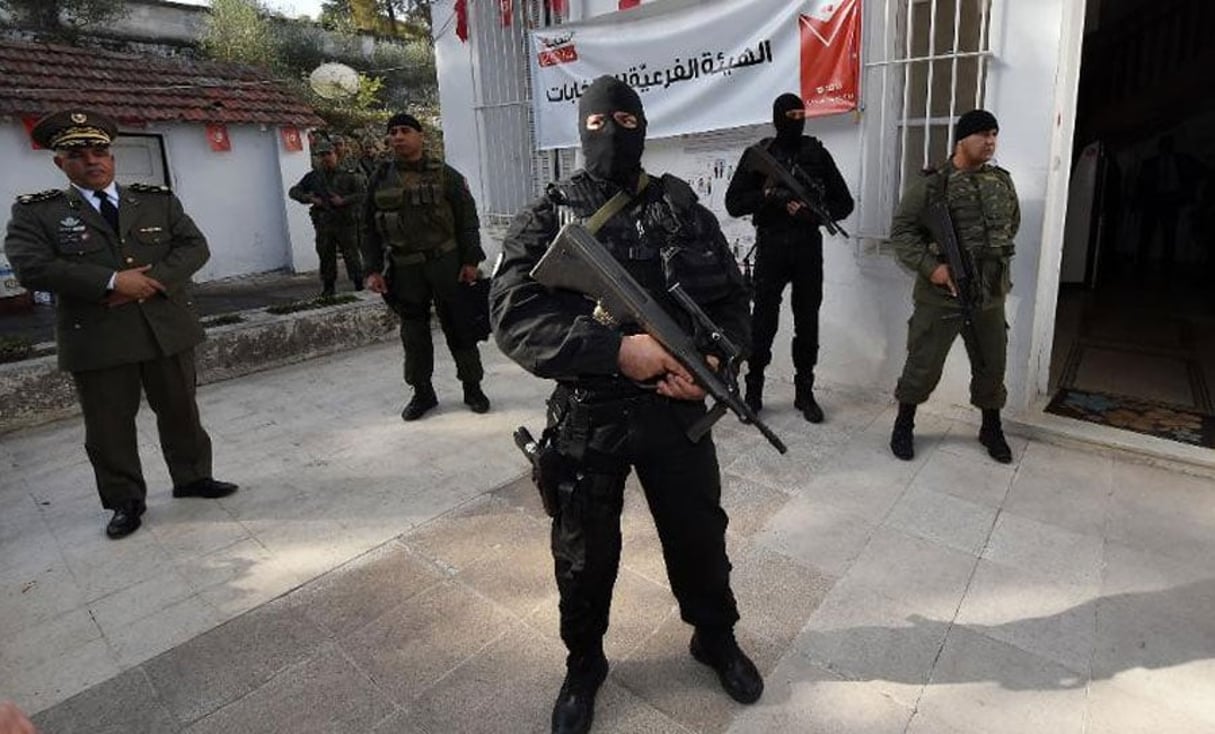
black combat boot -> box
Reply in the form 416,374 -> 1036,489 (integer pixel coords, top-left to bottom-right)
979,409 -> 1013,464
890,402 -> 916,461
319,281 -> 336,299
744,372 -> 764,414
401,384 -> 438,421
690,628 -> 764,704
463,381 -> 490,414
551,649 -> 609,734
794,375 -> 823,423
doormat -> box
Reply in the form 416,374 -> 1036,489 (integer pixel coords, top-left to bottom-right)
1045,388 -> 1215,449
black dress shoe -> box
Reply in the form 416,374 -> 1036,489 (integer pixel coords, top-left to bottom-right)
690,630 -> 764,704
173,478 -> 239,499
106,502 -> 145,539
551,652 -> 608,734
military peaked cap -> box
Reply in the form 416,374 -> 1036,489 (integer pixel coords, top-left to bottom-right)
31,110 -> 118,150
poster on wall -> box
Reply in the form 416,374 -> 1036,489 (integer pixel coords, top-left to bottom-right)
529,0 -> 860,149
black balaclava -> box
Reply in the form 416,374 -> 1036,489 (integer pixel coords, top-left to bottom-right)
773,93 -> 805,148
578,76 -> 647,187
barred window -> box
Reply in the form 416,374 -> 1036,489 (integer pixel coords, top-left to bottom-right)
468,0 -> 575,228
857,0 -> 995,246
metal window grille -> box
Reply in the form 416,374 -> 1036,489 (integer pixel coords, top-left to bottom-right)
856,0 -> 995,246
470,0 -> 574,229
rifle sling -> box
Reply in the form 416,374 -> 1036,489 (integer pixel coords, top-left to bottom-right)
583,172 -> 650,236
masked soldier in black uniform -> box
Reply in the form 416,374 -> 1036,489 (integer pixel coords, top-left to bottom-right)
725,93 -> 853,423
362,113 -> 490,420
491,76 -> 763,734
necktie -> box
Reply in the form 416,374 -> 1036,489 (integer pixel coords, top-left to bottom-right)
93,190 -> 119,232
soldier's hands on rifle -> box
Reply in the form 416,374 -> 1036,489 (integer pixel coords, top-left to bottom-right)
930,263 -> 959,297
329,194 -> 345,207
364,273 -> 388,293
458,264 -> 479,284
618,335 -> 724,401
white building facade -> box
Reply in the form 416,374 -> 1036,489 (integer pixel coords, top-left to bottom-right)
434,0 -> 1205,447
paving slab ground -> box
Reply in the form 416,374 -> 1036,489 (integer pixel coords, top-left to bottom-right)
3,340 -> 1215,733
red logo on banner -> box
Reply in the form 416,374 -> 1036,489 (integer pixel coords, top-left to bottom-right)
281,126 -> 303,152
537,33 -> 578,67
500,0 -> 512,26
799,0 -> 861,117
538,45 -> 578,67
619,0 -> 641,8
206,123 -> 231,152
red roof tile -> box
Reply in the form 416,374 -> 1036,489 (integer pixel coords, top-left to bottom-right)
0,39 -> 325,128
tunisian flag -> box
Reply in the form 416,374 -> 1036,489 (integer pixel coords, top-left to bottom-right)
799,0 -> 861,117
206,123 -> 231,152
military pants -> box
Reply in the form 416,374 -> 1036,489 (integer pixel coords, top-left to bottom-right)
72,349 -> 212,510
894,301 -> 1008,409
547,387 -> 740,655
390,248 -> 483,388
748,228 -> 824,382
315,223 -> 363,289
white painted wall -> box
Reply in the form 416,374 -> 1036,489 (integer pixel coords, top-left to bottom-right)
0,120 -> 315,283
434,0 -> 1081,414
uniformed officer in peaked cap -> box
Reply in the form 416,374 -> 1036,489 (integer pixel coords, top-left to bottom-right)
6,109 -> 238,540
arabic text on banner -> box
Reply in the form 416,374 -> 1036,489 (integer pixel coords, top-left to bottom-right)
528,0 -> 860,150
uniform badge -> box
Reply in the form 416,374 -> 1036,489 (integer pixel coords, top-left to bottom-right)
71,113 -> 87,124
60,216 -> 83,229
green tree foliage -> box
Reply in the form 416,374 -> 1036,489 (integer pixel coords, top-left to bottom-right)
199,0 -> 437,135
320,0 -> 432,40
0,0 -> 128,39
201,0 -> 281,70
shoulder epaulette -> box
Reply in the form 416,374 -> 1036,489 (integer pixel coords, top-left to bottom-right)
16,189 -> 63,204
128,183 -> 172,194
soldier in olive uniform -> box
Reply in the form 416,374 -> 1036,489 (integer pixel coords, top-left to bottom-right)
362,112 -> 490,420
491,77 -> 763,734
4,110 -> 237,539
289,139 -> 365,297
889,110 -> 1020,464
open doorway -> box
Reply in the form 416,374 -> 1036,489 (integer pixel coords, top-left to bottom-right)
1046,0 -> 1215,447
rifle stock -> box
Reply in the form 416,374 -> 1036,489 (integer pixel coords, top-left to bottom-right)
531,223 -> 787,455
741,144 -> 848,238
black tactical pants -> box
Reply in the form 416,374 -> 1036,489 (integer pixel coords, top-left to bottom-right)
748,228 -> 824,382
315,223 -> 363,289
894,301 -> 1008,409
389,249 -> 483,388
73,349 -> 212,510
548,387 -> 740,655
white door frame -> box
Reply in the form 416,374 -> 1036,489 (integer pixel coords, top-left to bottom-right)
1025,0 -> 1089,408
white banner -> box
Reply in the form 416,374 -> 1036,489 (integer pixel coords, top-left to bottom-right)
530,0 -> 821,150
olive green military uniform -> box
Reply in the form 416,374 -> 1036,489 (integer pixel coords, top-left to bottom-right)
5,184 -> 214,510
891,160 -> 1020,408
288,165 -> 365,292
362,155 -> 485,388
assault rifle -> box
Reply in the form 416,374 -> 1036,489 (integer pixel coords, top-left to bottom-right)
920,187 -> 984,370
739,143 -> 849,238
530,223 -> 788,455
